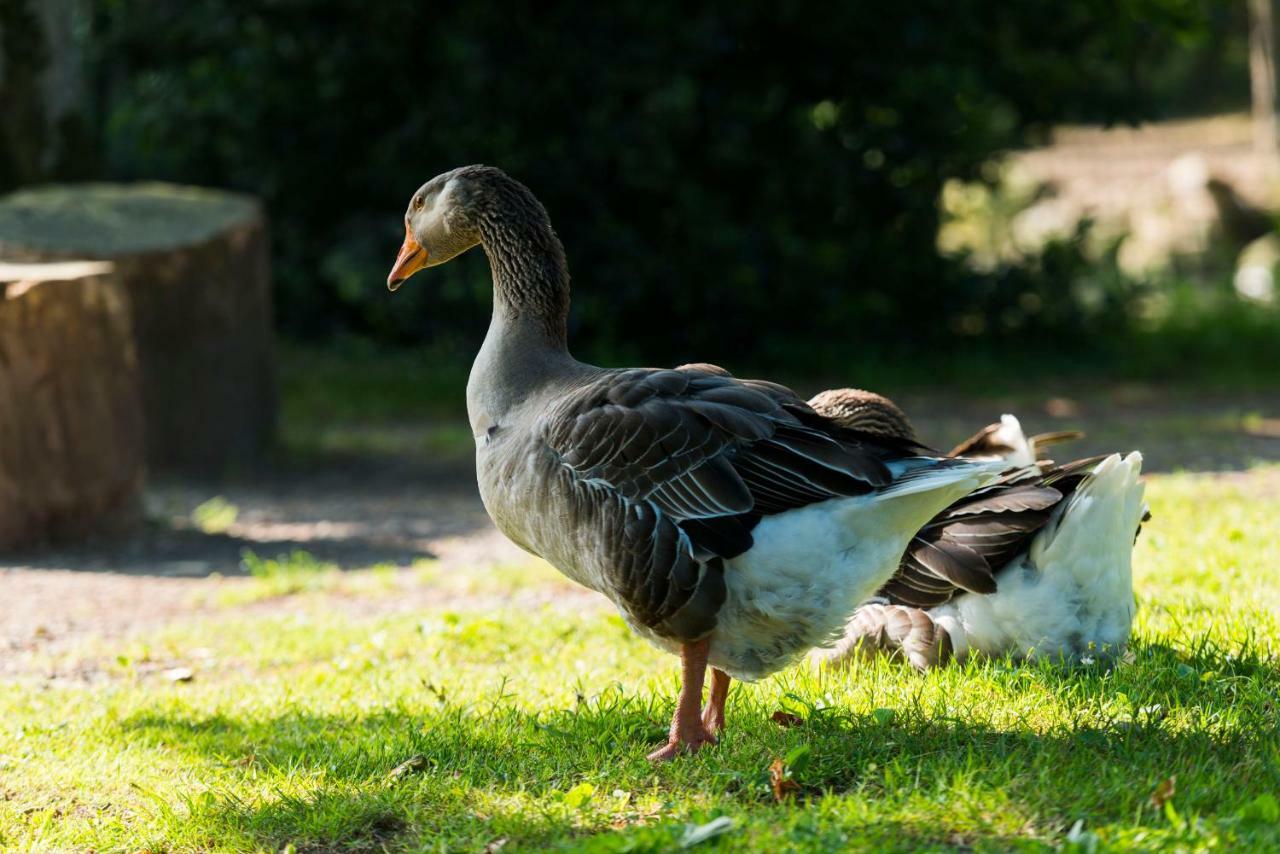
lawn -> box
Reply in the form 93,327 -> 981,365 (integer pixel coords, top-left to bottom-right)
3,468 -> 1280,852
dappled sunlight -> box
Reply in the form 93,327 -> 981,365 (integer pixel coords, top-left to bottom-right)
5,457 -> 1280,849
3,404 -> 1278,846
7,611 -> 1277,849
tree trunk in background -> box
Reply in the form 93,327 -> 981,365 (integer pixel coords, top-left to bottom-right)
0,184 -> 277,475
1249,0 -> 1278,157
0,261 -> 144,549
0,0 -> 51,190
0,0 -> 94,192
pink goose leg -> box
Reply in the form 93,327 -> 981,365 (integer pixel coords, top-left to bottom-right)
701,667 -> 731,735
647,638 -> 718,761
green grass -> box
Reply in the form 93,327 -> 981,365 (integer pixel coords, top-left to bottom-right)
3,468 -> 1280,851
211,550 -> 401,607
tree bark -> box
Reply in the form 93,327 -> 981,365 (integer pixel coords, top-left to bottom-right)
1249,0 -> 1278,157
0,261 -> 144,548
0,184 -> 277,474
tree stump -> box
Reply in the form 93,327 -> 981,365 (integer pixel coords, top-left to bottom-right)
0,261 -> 145,548
0,183 -> 276,474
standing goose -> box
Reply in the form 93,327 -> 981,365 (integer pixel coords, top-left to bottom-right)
805,389 -> 1146,670
386,166 -> 1007,759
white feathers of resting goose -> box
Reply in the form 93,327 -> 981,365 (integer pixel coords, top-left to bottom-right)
802,388 -> 1147,670
384,167 -> 1008,760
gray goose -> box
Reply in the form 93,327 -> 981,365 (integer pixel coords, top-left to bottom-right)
804,389 -> 1146,670
386,166 -> 1006,759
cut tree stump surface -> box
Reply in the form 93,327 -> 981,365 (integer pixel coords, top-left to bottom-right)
0,183 -> 258,256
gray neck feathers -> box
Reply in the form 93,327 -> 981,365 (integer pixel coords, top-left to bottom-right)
472,178 -> 570,352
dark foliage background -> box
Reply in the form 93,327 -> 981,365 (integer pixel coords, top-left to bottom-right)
50,2 -> 1254,367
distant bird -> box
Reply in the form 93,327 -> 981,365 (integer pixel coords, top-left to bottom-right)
806,389 -> 1146,670
386,166 -> 1007,759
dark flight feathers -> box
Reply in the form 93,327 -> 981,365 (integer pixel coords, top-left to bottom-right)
879,462 -> 1099,607
540,366 -> 932,639
546,366 -> 911,555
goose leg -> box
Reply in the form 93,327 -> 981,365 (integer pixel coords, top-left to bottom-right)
647,638 -> 717,761
701,668 -> 731,735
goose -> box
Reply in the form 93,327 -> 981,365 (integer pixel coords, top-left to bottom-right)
385,166 -> 1008,759
804,389 -> 1147,670
807,388 -> 1082,467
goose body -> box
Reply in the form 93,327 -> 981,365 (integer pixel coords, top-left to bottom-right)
473,363 -> 1002,682
388,167 -> 1006,757
805,389 -> 1147,669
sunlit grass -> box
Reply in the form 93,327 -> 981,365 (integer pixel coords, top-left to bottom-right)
2,468 -> 1279,851
413,557 -> 570,596
210,550 -> 401,607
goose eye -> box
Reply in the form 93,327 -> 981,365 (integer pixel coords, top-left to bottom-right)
413,196 -> 425,210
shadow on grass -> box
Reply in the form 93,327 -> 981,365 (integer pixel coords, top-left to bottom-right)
111,637 -> 1280,850
7,519 -> 443,578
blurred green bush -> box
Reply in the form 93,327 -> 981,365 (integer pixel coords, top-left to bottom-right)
68,2 -> 1258,369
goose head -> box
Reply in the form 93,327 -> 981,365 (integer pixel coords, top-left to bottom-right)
387,165 -> 493,291
807,388 -> 918,442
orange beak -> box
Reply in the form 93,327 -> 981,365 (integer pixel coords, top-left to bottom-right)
387,224 -> 428,291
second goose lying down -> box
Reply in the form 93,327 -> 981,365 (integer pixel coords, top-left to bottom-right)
805,389 -> 1147,670
386,166 -> 1008,760
808,388 -> 1083,468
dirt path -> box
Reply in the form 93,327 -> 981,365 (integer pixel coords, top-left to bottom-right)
3,385 -> 1278,680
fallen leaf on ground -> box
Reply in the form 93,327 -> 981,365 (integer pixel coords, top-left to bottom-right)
1149,775 -> 1176,809
771,710 -> 804,728
769,758 -> 800,802
387,755 -> 428,779
562,782 -> 594,809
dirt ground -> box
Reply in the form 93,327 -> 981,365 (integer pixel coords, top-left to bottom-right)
3,384 -> 1278,680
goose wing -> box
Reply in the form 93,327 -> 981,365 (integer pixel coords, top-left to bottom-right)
879,459 -> 1101,607
540,366 -> 932,638
545,366 -> 912,553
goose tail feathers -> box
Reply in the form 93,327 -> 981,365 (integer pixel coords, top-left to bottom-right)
1031,451 -> 1146,577
973,450 -> 1147,660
